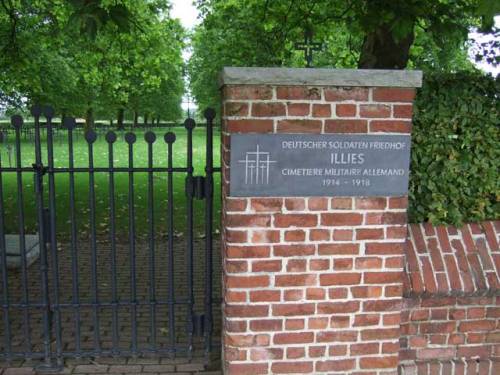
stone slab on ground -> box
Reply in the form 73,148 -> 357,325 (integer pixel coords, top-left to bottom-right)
5,234 -> 40,269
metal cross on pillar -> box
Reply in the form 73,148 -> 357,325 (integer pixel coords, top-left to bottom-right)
294,27 -> 323,68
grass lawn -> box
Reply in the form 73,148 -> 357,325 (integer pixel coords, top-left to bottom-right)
0,126 -> 221,238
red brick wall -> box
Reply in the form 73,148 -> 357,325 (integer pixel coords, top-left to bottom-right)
400,221 -> 500,374
220,84 -> 416,374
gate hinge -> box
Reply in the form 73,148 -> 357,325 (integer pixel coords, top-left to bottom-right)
185,176 -> 206,200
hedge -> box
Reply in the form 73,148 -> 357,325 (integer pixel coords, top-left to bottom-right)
408,72 -> 499,226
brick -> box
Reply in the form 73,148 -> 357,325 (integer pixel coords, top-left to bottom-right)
306,287 -> 326,300
286,259 -> 307,272
363,299 -> 402,312
108,365 -> 142,373
251,230 -> 280,243
271,361 -> 313,374
355,257 -> 382,269
252,259 -> 282,272
364,272 -> 402,284
225,102 -> 249,117
287,102 -> 310,116
226,260 -> 248,273
370,120 -> 412,133
308,197 -> 329,210
317,301 -> 359,314
360,356 -> 398,369
249,289 -> 280,302
225,85 -> 273,100
317,330 -> 358,342
227,245 -> 270,258
284,229 -> 306,241
276,274 -> 316,286
225,304 -> 269,317
285,318 -> 305,330
361,328 -> 400,340
354,314 -> 380,327
321,213 -> 363,226
325,119 -> 367,133
355,197 -> 387,209
277,86 -> 321,100
365,242 -> 405,255
320,272 -> 360,286
309,229 -> 330,241
310,258 -> 330,270
373,88 -> 415,102
250,347 -> 283,361
226,119 -> 274,133
318,243 -> 359,255
351,342 -> 380,354
332,229 -> 353,241
274,332 -> 314,344
316,359 -> 355,372
284,348 -> 304,360
312,104 -> 331,117
226,198 -> 248,211
360,104 -> 391,118
284,198 -> 306,211
227,275 -> 269,288
333,258 -> 353,270
351,286 -> 382,298
225,333 -> 270,347
459,320 -> 496,332
226,214 -> 271,228
252,102 -> 286,117
284,289 -> 304,301
336,104 -> 356,117
325,87 -> 369,101
274,213 -> 317,227
331,197 -> 352,209
250,319 -> 282,331
226,229 -> 248,243
226,363 -> 268,375
272,303 -> 315,316
356,228 -> 384,240
250,198 -> 283,212
277,119 -> 322,133
274,244 -> 315,256
389,196 -> 408,208
226,320 -> 247,332
393,104 -> 413,118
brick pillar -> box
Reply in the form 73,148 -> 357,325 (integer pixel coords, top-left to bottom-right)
219,68 -> 422,374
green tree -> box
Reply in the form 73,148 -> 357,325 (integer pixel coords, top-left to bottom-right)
188,0 -> 498,110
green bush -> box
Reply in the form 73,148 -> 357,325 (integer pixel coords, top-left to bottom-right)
409,72 -> 499,225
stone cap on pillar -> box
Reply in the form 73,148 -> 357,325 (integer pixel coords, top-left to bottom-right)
219,67 -> 423,88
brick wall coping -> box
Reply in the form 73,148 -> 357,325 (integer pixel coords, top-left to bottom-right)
219,67 -> 423,88
404,221 -> 500,297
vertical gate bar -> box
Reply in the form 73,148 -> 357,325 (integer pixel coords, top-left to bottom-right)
184,119 -> 195,357
203,109 -> 216,357
165,132 -> 176,355
66,119 -> 81,355
32,108 -> 55,370
126,133 -> 138,354
86,130 -> 101,353
13,116 -> 32,354
106,131 -> 119,354
46,109 -> 63,365
146,133 -> 157,350
0,130 -> 12,360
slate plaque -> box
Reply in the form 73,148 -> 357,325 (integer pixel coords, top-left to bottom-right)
229,134 -> 411,197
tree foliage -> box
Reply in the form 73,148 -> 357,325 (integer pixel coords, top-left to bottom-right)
0,0 -> 184,125
188,0 -> 498,111
409,72 -> 499,225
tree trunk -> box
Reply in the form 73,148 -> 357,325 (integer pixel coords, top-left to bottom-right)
117,108 -> 125,130
110,119 -> 114,127
358,24 -> 414,69
144,113 -> 149,126
133,111 -> 138,128
85,107 -> 94,131
156,116 -> 160,126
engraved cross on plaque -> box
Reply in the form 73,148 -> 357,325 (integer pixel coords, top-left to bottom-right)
294,28 -> 323,68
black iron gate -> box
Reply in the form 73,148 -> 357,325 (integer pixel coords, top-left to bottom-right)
0,106 -> 220,370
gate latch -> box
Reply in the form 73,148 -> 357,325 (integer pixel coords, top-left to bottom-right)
185,176 -> 206,200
